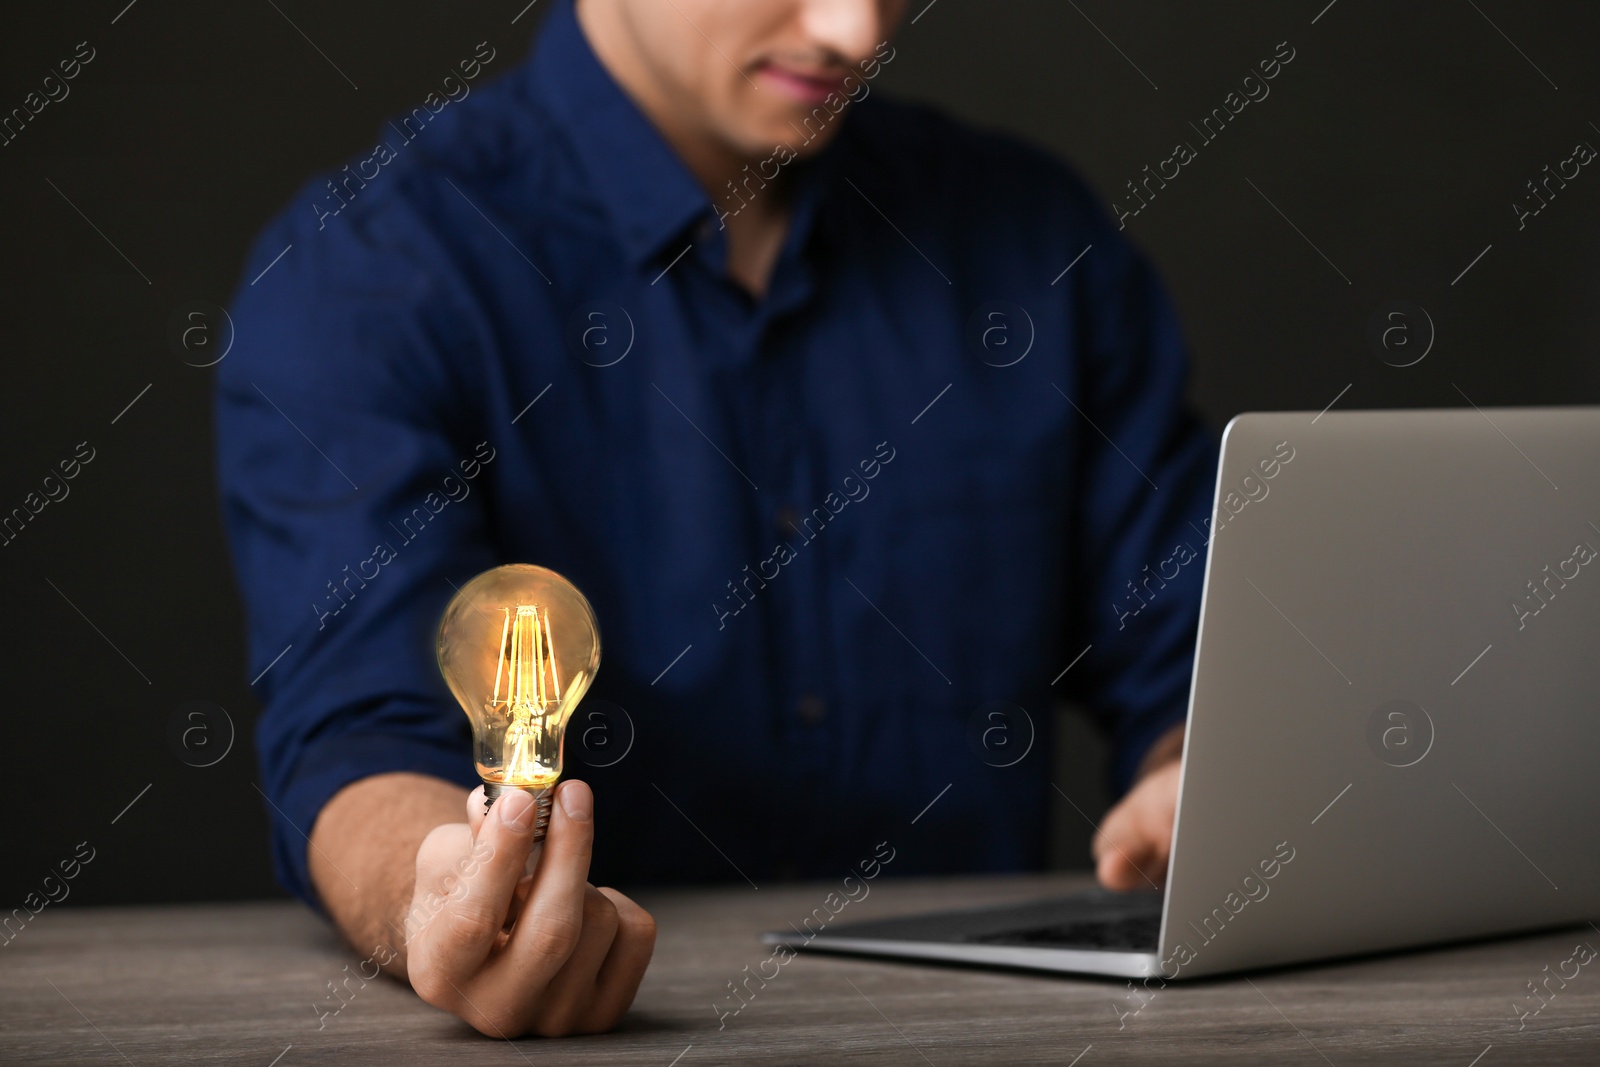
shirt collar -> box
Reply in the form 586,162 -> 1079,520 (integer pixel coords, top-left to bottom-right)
524,0 -> 851,272
525,0 -> 716,266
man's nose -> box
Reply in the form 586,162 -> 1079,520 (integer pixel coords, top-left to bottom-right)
798,0 -> 892,67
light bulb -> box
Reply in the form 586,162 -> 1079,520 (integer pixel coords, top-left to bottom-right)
436,564 -> 601,836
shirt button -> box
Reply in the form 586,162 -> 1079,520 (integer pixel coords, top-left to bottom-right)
797,693 -> 827,725
776,506 -> 799,536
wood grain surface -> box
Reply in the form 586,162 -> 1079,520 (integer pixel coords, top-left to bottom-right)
3,873 -> 1597,1065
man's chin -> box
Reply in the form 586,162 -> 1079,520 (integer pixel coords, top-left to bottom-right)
736,117 -> 847,160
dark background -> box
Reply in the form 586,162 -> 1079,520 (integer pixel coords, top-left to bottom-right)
3,0 -> 1597,907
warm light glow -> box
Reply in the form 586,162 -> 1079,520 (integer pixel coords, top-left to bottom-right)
436,564 -> 602,791
497,605 -> 562,785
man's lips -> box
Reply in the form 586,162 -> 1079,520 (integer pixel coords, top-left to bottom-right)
756,63 -> 850,105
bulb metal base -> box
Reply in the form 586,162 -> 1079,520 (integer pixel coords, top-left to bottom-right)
482,782 -> 554,840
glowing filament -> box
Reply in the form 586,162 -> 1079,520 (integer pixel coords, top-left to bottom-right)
491,604 -> 562,782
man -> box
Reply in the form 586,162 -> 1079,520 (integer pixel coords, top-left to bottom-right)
218,0 -> 1214,1039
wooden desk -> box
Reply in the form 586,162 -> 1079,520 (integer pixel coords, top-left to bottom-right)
4,873 -> 1597,1065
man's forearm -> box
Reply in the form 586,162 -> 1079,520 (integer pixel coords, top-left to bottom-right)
1135,722 -> 1186,780
308,772 -> 468,978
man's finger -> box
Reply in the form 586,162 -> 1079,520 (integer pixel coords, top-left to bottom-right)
580,887 -> 657,1033
415,788 -> 541,988
1097,844 -> 1151,891
525,885 -> 620,1036
465,785 -> 487,836
502,780 -> 595,975
1093,800 -> 1155,890
413,822 -> 472,899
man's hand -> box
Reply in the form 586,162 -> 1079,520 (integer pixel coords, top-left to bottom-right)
403,781 -> 655,1037
1093,724 -> 1184,891
307,773 -> 654,1040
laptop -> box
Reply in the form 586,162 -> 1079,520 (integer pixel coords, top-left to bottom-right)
763,407 -> 1600,979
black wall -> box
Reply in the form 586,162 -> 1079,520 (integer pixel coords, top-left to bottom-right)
3,1 -> 1596,907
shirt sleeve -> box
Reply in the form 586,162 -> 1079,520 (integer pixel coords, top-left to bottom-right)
1061,211 -> 1219,796
215,190 -> 496,908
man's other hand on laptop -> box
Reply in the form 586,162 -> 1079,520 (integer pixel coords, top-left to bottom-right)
1093,724 -> 1184,891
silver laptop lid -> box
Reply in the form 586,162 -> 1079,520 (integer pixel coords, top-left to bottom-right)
1162,407 -> 1600,979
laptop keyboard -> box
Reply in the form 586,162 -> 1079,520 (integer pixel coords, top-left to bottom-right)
964,912 -> 1162,952
793,888 -> 1164,955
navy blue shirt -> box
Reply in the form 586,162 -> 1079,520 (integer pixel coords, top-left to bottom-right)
218,0 -> 1217,906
